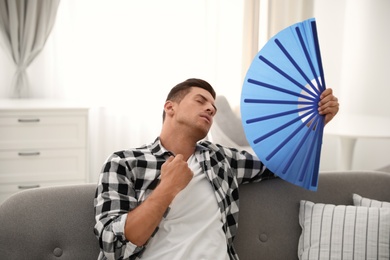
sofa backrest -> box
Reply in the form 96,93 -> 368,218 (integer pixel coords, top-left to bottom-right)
0,171 -> 389,260
235,170 -> 390,260
0,183 -> 99,260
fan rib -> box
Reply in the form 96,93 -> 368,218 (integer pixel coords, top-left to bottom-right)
296,130 -> 320,190
246,106 -> 314,124
284,115 -> 321,176
311,21 -> 326,91
259,55 -> 317,99
292,116 -> 321,180
298,117 -> 324,188
297,133 -> 318,183
274,39 -> 320,97
253,109 -> 314,144
247,78 -> 316,101
294,28 -> 322,94
265,112 -> 317,162
244,98 -> 313,105
311,118 -> 324,187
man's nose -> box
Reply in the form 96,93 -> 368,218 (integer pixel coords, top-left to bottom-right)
206,106 -> 216,116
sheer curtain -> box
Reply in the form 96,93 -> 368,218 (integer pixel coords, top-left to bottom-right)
26,0 -> 245,182
0,0 -> 60,98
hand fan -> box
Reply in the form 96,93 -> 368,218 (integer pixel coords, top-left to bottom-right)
240,18 -> 325,191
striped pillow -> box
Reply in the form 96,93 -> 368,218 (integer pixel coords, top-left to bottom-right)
298,200 -> 390,260
353,193 -> 390,208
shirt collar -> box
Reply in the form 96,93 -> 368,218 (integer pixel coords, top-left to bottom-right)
150,137 -> 171,157
150,137 -> 209,157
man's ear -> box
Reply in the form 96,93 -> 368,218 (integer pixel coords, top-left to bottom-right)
164,100 -> 175,116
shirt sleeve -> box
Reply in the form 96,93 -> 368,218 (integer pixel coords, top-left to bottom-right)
94,153 -> 144,259
229,148 -> 276,184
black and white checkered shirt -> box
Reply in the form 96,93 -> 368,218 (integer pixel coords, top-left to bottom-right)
94,137 -> 274,260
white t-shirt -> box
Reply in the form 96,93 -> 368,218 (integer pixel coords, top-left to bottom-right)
140,154 -> 229,260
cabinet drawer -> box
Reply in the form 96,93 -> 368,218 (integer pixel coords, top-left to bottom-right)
0,115 -> 87,149
0,149 -> 86,183
0,180 -> 88,205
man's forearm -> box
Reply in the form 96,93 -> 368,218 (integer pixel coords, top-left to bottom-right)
124,181 -> 177,246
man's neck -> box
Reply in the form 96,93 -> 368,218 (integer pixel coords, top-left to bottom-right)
159,132 -> 198,161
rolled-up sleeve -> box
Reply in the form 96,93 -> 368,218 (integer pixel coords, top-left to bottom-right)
94,153 -> 144,259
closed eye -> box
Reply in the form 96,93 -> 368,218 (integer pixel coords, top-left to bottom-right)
194,94 -> 217,114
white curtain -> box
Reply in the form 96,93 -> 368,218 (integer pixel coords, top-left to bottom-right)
241,0 -> 260,84
266,0 -> 314,39
241,0 -> 314,94
0,0 -> 60,98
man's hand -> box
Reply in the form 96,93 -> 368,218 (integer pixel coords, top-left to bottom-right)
318,88 -> 339,125
159,154 -> 193,197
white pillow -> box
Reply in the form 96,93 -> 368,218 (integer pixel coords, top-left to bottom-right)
353,193 -> 390,208
298,200 -> 390,260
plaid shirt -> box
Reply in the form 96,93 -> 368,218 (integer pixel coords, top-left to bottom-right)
94,137 -> 274,260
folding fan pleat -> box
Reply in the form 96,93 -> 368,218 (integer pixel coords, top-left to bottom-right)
240,18 -> 326,191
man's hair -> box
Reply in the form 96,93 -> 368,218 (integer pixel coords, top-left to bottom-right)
162,78 -> 216,121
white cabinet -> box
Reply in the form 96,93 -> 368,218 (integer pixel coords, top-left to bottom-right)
0,99 -> 89,204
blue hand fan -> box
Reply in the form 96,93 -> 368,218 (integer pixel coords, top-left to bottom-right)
240,18 -> 325,191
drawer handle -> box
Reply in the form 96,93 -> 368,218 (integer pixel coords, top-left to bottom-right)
18,118 -> 40,123
18,152 -> 40,156
18,185 -> 40,190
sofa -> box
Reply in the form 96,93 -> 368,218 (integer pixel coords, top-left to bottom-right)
0,170 -> 389,260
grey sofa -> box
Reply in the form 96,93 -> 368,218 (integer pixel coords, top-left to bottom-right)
1,170 -> 389,260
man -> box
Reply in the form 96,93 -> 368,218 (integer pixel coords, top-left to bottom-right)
94,78 -> 339,259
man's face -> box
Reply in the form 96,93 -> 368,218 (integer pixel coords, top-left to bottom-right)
173,87 -> 217,138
